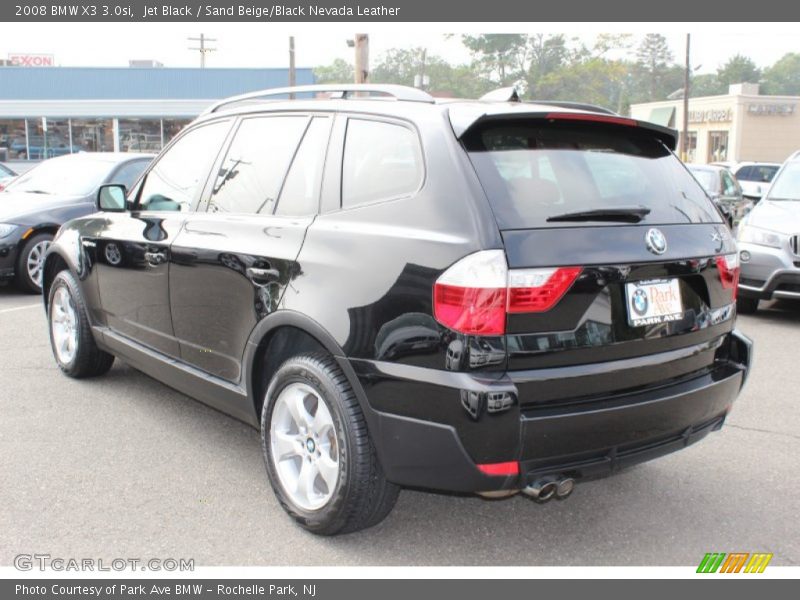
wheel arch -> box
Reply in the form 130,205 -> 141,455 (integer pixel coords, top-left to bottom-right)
41,247 -> 77,309
244,311 -> 374,427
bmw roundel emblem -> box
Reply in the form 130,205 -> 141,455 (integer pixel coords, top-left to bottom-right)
632,288 -> 649,316
645,228 -> 667,255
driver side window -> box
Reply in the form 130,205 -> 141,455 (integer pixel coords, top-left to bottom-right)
137,120 -> 230,212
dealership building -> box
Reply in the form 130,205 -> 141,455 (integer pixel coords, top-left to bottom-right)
0,65 -> 314,160
630,83 -> 800,164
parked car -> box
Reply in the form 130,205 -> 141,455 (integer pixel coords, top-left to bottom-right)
0,163 -> 16,191
736,151 -> 800,313
0,152 -> 152,292
41,84 -> 751,535
687,164 -> 751,226
712,161 -> 781,200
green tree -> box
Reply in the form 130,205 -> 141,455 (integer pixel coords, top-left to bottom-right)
370,47 -> 494,98
313,58 -> 353,84
526,34 -> 574,94
716,54 -> 760,88
537,58 -> 629,112
635,33 -> 674,100
461,34 -> 528,85
690,73 -> 725,97
762,53 -> 800,95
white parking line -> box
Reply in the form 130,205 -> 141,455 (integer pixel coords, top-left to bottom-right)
0,303 -> 41,315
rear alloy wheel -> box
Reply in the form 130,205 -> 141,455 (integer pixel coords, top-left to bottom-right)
16,232 -> 53,294
736,296 -> 759,315
262,353 -> 399,535
47,270 -> 115,378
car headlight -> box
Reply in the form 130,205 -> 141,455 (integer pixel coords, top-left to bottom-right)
737,225 -> 783,248
0,224 -> 18,239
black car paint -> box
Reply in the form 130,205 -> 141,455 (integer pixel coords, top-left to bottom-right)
42,100 -> 752,494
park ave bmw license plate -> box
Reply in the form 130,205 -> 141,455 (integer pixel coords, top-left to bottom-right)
625,278 -> 683,327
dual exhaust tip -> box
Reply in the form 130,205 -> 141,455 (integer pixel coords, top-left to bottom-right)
522,476 -> 575,502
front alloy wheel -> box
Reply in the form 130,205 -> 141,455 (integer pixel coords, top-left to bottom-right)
16,232 -> 53,293
50,285 -> 79,365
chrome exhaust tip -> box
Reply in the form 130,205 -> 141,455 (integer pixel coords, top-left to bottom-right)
522,478 -> 558,502
555,477 -> 575,499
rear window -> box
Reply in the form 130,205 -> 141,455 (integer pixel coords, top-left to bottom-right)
463,120 -> 720,228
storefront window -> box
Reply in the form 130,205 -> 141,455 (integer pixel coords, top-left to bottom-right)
119,118 -> 163,152
71,118 -> 114,153
2,117 -> 196,160
684,131 -> 697,163
24,118 -> 72,159
708,131 -> 729,163
0,119 -> 26,160
163,119 -> 192,145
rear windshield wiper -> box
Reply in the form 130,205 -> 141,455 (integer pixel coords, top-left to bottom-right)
546,206 -> 651,223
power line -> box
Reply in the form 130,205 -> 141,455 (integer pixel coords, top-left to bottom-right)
188,34 -> 217,68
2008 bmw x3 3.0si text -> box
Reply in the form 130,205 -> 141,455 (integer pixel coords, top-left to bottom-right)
41,84 -> 752,535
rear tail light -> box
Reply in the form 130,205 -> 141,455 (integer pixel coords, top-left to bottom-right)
716,253 -> 740,300
476,461 -> 520,477
433,250 -> 582,335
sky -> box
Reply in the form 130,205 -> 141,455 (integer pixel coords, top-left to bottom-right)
0,23 -> 797,75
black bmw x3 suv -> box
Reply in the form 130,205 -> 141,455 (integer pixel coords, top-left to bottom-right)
42,84 -> 752,535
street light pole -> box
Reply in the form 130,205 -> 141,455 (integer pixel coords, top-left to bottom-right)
682,33 -> 691,161
354,34 -> 369,84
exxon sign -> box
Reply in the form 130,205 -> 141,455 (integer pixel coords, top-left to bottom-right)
8,53 -> 55,67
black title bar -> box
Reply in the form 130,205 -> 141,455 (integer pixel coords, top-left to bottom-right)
3,0 -> 800,22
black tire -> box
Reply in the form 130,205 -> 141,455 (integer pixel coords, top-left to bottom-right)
736,296 -> 759,315
15,232 -> 54,294
261,353 -> 399,535
47,270 -> 115,378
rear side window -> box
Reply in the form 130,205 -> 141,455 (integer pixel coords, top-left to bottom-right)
463,120 -> 720,228
208,116 -> 309,215
342,119 -> 423,208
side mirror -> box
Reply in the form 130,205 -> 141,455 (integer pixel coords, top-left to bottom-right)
97,184 -> 127,212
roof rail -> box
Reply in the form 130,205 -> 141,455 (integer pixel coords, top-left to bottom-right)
528,100 -> 618,116
204,84 -> 435,114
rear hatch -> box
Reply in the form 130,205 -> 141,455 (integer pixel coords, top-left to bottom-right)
461,113 -> 739,409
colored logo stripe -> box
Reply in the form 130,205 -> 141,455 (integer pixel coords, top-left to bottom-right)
697,552 -> 773,573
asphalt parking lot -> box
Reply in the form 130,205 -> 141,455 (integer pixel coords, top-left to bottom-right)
1,283 -> 798,567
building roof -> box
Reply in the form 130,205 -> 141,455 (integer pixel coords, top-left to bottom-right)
0,67 -> 315,101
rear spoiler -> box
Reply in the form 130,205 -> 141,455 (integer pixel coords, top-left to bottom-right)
449,107 -> 678,152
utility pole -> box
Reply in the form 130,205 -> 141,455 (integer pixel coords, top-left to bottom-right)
354,34 -> 369,84
681,33 -> 690,161
288,36 -> 296,99
188,33 -> 217,68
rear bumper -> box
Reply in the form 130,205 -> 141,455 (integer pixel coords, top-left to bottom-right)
350,329 -> 752,493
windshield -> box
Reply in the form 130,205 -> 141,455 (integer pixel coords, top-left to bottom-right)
688,169 -> 717,194
4,155 -> 113,196
463,120 -> 720,228
766,161 -> 800,201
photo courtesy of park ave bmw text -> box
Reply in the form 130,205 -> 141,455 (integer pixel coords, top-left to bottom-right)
0,0 -> 799,594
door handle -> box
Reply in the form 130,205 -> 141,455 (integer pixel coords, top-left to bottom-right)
144,251 -> 167,266
246,267 -> 280,283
